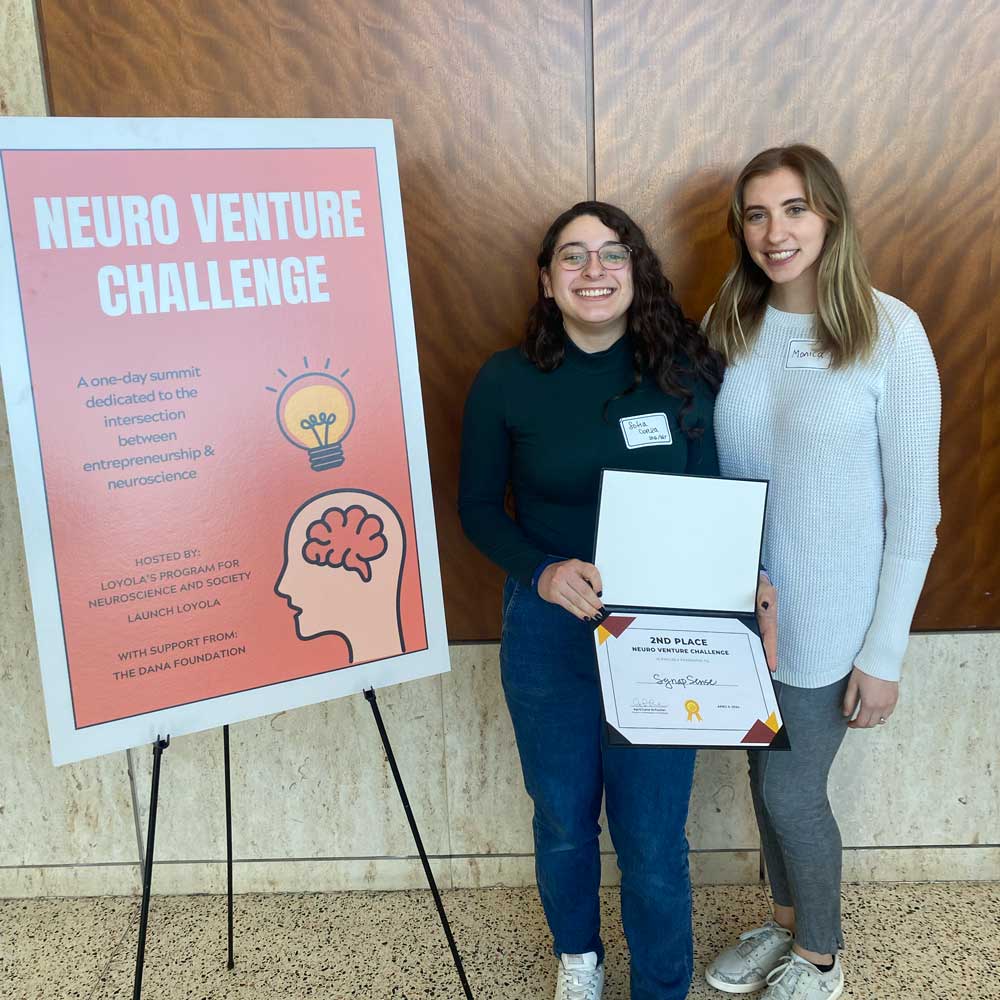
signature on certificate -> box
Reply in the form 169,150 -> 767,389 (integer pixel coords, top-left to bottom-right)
651,673 -> 721,690
631,696 -> 668,713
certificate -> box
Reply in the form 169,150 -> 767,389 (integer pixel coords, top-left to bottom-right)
595,612 -> 787,748
592,470 -> 787,749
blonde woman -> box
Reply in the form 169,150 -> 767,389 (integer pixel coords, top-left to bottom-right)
703,145 -> 940,1000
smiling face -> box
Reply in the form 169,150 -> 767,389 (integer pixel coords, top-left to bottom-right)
742,167 -> 828,308
540,214 -> 634,348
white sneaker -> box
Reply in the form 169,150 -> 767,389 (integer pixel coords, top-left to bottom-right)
705,921 -> 794,993
762,953 -> 843,1000
555,952 -> 605,1000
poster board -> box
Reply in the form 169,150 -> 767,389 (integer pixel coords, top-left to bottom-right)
0,117 -> 448,764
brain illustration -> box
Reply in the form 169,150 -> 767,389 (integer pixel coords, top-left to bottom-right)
302,505 -> 388,582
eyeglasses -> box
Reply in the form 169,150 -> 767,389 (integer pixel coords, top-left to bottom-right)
553,242 -> 632,271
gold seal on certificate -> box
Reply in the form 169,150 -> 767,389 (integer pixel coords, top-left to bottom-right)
592,470 -> 788,750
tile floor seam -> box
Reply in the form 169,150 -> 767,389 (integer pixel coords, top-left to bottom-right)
0,846 -> 766,870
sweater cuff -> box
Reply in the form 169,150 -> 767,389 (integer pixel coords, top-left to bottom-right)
853,553 -> 931,682
531,556 -> 563,591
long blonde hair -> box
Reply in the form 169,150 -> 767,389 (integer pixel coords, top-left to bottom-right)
706,145 -> 878,366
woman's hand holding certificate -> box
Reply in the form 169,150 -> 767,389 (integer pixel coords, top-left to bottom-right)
755,571 -> 778,672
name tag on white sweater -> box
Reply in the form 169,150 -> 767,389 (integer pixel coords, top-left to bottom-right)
620,413 -> 672,448
786,340 -> 832,369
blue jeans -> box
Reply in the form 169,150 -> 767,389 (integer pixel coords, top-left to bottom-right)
500,578 -> 697,1000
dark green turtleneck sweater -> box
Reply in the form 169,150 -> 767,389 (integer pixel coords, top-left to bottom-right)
459,335 -> 719,585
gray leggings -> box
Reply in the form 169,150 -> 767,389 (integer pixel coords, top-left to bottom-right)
749,675 -> 851,955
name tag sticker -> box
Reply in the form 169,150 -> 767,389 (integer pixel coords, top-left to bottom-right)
786,340 -> 833,370
620,413 -> 673,449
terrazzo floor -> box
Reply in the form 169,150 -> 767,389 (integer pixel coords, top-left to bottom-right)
2,882 -> 998,999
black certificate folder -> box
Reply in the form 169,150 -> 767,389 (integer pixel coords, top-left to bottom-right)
592,469 -> 788,751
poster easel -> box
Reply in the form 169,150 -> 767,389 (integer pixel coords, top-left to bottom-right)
131,694 -> 473,999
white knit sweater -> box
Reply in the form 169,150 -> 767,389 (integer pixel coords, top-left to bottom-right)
714,291 -> 941,687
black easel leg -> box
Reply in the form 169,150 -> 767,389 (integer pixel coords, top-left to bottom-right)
223,724 -> 235,970
134,736 -> 169,1000
364,689 -> 474,1000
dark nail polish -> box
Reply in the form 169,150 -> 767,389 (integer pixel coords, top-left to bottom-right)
597,590 -> 603,597
761,601 -> 770,610
584,616 -> 591,622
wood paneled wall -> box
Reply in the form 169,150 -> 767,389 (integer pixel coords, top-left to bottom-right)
37,0 -> 589,639
593,0 -> 1000,630
35,0 -> 1000,635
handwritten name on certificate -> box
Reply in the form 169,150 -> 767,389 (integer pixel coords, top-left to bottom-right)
594,613 -> 784,748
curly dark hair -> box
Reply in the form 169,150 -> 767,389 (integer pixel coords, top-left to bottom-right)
523,201 -> 723,436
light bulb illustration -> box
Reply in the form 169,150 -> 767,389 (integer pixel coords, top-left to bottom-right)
269,360 -> 356,472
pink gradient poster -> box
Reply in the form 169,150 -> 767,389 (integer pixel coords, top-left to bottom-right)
0,119 -> 448,764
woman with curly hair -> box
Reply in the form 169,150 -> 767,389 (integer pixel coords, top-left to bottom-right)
459,201 -> 727,1000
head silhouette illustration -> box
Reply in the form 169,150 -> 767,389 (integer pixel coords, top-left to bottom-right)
274,489 -> 406,664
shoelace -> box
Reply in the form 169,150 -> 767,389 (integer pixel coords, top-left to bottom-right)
765,956 -> 819,998
558,966 -> 602,1000
736,922 -> 789,958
